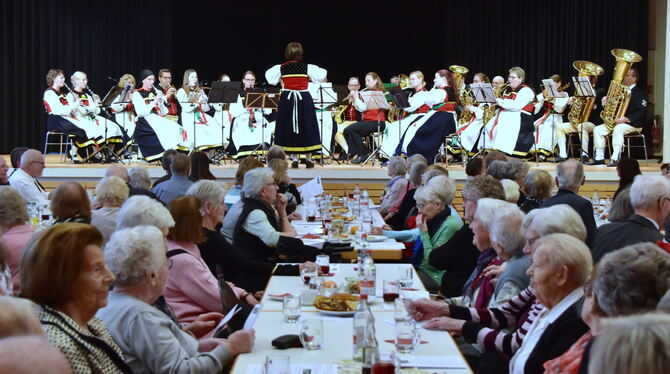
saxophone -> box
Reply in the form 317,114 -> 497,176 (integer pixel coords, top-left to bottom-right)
458,86 -> 475,124
600,49 -> 643,131
483,83 -> 509,123
567,60 -> 604,126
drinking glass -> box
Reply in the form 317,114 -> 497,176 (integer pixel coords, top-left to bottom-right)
299,318 -> 323,350
316,254 -> 330,275
398,267 -> 413,289
383,280 -> 400,302
282,295 -> 301,323
371,350 -> 399,374
394,320 -> 421,353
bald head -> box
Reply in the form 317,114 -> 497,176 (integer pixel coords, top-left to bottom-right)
556,159 -> 584,192
105,165 -> 130,183
0,297 -> 43,338
492,76 -> 505,86
19,150 -> 45,178
0,335 -> 72,374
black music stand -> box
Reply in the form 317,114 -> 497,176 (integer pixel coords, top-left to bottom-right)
104,86 -> 133,164
468,83 -> 497,159
311,83 -> 339,165
245,87 -> 280,159
388,86 -> 410,157
359,90 -> 391,166
572,76 -> 596,158
209,81 -> 242,164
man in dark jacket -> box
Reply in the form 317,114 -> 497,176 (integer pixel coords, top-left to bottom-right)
592,174 -> 670,262
540,160 -> 597,248
587,66 -> 648,167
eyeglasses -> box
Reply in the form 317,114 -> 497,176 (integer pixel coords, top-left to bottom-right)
526,236 -> 541,248
416,201 -> 436,209
31,161 -> 45,166
265,182 -> 278,187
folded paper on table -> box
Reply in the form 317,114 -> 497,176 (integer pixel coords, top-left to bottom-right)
297,177 -> 324,201
397,355 -> 468,369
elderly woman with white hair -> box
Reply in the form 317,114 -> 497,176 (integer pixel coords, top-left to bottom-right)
376,175 -> 462,291
91,176 -> 129,243
97,226 -> 255,374
128,167 -> 153,191
233,168 -> 318,291
385,160 -> 427,228
116,195 -> 175,234
0,187 -> 34,295
379,156 -> 408,216
410,204 -> 588,372
592,174 -> 670,262
543,242 -> 670,373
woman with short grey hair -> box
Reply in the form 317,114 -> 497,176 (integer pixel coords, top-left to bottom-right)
0,186 -> 33,295
92,176 -> 130,243
522,204 -> 587,255
384,161 -> 428,228
98,225 -> 255,374
379,156 -> 408,215
116,195 -> 175,235
128,167 -> 152,190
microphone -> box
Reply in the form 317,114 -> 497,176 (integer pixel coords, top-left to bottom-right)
199,80 -> 209,87
108,76 -> 118,83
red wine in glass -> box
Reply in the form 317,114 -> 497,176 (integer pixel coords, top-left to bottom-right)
372,362 -> 395,374
320,265 -> 330,274
302,275 -> 311,285
307,214 -> 316,222
383,292 -> 400,302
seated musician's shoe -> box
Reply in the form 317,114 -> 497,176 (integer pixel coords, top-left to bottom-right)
338,152 -> 348,161
607,159 -> 618,167
291,160 -> 299,169
554,156 -> 568,163
538,154 -> 547,162
586,159 -> 605,166
580,155 -> 590,164
305,159 -> 315,168
351,154 -> 368,164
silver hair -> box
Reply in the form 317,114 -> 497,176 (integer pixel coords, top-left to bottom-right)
593,243 -> 670,317
535,233 -> 593,287
116,195 -> 175,231
485,160 -> 507,180
104,226 -> 166,287
421,169 -> 447,185
241,168 -> 274,199
556,159 -> 584,189
523,204 -> 586,242
0,187 -> 28,227
629,174 -> 670,210
70,71 -> 86,84
408,161 -> 428,186
414,175 -> 456,205
187,180 -> 229,205
474,198 -> 517,232
500,179 -> 520,203
387,156 -> 408,177
504,159 -> 530,180
95,176 -> 129,207
128,167 -> 152,190
490,205 -> 526,257
588,312 -> 670,374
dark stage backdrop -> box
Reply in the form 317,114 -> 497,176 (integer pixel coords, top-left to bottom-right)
0,0 -> 648,154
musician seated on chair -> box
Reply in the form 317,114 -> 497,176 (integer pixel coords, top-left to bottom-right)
587,67 -> 647,167
333,77 -> 362,160
343,72 -> 387,164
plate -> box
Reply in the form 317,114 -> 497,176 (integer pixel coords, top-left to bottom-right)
366,235 -> 387,242
315,308 -> 356,317
267,293 -> 294,301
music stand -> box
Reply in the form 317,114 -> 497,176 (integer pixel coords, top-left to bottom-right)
468,83 -> 497,159
209,81 -> 242,164
359,90 -> 391,166
104,86 -> 133,164
309,82 -> 339,165
571,76 -> 596,158
387,86 -> 410,157
540,79 -> 569,163
245,87 -> 280,158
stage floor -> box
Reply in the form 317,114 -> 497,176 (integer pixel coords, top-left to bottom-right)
26,154 -> 662,184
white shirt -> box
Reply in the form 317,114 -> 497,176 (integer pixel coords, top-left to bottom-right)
509,287 -> 584,374
8,168 -> 48,205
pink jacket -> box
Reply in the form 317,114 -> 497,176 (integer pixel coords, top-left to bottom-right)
0,224 -> 34,295
164,240 -> 244,325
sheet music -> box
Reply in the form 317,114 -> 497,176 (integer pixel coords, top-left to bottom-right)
471,83 -> 496,103
572,76 -> 595,97
297,177 -> 324,201
360,91 -> 391,110
542,79 -> 561,98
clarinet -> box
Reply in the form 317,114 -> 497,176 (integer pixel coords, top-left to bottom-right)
65,83 -> 96,120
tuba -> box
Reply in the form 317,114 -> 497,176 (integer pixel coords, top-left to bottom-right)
449,65 -> 471,123
387,75 -> 410,122
600,49 -> 643,131
567,60 -> 604,126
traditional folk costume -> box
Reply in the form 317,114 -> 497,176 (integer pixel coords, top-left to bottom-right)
132,88 -> 187,162
455,102 -> 488,154
265,61 -> 327,154
484,84 -> 535,156
380,87 -> 431,158
227,92 -> 274,158
333,100 -> 360,154
402,86 -> 458,162
531,92 -> 569,156
343,91 -> 387,159
162,87 -> 181,123
108,87 -> 137,138
67,89 -> 126,153
176,88 -> 225,152
43,88 -> 103,157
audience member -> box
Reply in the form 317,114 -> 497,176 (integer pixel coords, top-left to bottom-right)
0,335 -> 72,374
21,223 -> 130,373
265,145 -> 288,162
91,176 -> 129,242
421,165 -> 449,185
152,154 -> 194,205
116,195 -> 175,234
500,179 -> 520,203
10,146 -> 29,170
0,187 -> 34,294
379,156 -> 408,214
128,167 -> 152,190
607,187 -> 633,222
464,156 -> 484,179
592,174 -> 670,262
429,175 -> 505,297
485,160 -> 507,180
540,159 -> 597,247
106,164 -> 159,200
0,296 -> 44,337
588,312 -> 670,374
0,156 -> 8,185
51,182 -> 91,224
483,150 -> 507,170
520,169 -> 553,213
8,149 -> 48,205
189,151 -> 216,181
98,225 -> 254,373
661,162 -> 670,178
152,149 -> 179,187
268,158 -> 301,212
386,160 -> 427,230
224,156 -> 264,209
613,157 -> 641,199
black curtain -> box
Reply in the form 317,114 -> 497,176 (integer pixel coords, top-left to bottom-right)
0,0 -> 647,154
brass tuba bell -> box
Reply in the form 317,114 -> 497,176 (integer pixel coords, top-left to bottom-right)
567,60 -> 604,126
600,49 -> 643,130
398,74 -> 410,89
449,65 -> 469,89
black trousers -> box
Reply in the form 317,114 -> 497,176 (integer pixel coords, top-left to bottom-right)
343,121 -> 385,157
